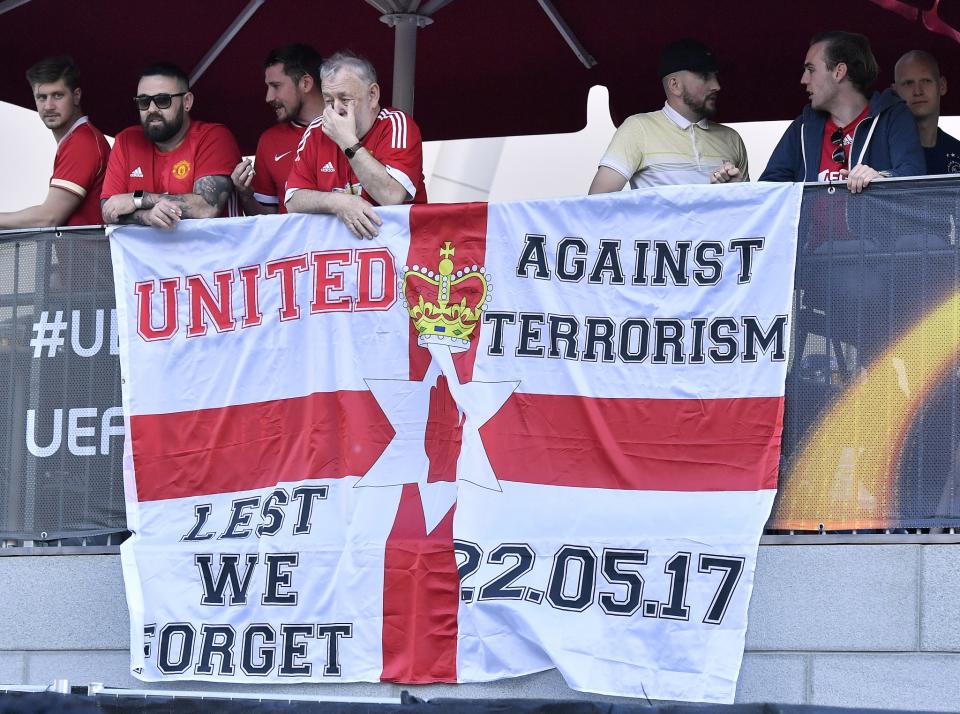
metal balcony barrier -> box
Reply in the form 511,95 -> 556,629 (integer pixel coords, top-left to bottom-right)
1,178 -> 959,543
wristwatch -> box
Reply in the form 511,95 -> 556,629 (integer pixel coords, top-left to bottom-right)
132,189 -> 145,210
344,142 -> 363,159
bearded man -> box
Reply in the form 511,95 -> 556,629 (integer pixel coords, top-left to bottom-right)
589,38 -> 749,192
101,62 -> 241,227
231,44 -> 324,215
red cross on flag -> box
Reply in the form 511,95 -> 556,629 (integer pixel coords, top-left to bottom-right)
112,182 -> 802,703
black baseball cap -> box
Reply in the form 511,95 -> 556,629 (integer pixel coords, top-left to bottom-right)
658,39 -> 719,79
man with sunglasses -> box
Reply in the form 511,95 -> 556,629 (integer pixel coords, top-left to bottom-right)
231,44 -> 324,215
760,31 -> 924,193
101,62 -> 241,227
0,55 -> 110,229
285,51 -> 426,239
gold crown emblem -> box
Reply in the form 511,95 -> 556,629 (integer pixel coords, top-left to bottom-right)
400,241 -> 490,352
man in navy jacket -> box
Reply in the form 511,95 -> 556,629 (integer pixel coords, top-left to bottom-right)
760,31 -> 924,192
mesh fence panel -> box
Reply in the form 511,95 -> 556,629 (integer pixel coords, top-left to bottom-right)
0,230 -> 122,539
773,178 -> 960,529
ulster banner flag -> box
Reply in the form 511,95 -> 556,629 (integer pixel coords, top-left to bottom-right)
111,182 -> 802,703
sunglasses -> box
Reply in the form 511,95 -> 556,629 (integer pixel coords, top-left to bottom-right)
830,128 -> 846,166
133,92 -> 188,111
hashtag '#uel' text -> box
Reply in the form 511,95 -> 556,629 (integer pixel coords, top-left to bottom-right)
30,311 -> 67,358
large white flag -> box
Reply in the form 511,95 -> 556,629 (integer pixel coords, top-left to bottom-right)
112,182 -> 802,703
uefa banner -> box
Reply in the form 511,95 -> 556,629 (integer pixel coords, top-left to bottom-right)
111,183 -> 801,703
0,232 -> 123,540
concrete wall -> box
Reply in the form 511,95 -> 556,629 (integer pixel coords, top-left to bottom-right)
1,544 -> 958,710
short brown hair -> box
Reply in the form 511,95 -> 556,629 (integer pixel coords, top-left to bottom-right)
811,31 -> 879,96
26,55 -> 80,91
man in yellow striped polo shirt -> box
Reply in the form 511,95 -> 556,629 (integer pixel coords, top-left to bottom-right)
589,39 -> 748,193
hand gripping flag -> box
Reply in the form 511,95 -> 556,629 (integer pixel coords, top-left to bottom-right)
111,182 -> 802,703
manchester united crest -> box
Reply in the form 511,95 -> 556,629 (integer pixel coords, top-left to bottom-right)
171,160 -> 191,180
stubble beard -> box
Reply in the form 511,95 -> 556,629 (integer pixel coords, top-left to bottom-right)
682,90 -> 717,121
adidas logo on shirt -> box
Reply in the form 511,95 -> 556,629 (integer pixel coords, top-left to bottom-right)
129,166 -> 144,178
321,162 -> 335,173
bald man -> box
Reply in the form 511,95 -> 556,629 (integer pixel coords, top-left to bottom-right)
894,50 -> 960,174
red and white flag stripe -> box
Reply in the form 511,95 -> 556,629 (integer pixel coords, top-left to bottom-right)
111,182 -> 801,703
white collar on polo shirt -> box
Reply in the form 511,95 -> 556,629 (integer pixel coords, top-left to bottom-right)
662,102 -> 710,130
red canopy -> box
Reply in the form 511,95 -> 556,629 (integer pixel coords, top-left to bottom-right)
2,0 -> 959,153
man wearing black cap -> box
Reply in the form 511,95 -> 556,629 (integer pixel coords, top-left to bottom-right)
589,38 -> 748,193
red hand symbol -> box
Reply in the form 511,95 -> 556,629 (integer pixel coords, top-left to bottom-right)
424,374 -> 463,483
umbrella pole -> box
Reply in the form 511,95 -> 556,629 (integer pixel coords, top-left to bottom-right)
380,13 -> 434,115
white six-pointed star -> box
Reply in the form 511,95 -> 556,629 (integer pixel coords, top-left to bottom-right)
357,344 -> 519,533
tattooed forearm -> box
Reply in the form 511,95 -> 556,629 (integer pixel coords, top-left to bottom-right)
109,209 -> 151,226
193,175 -> 232,211
156,194 -> 188,207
